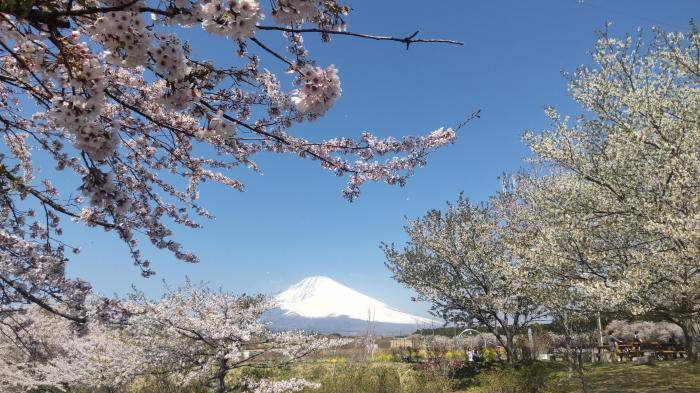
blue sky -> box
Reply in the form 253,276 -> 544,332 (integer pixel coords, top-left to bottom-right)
60,0 -> 697,318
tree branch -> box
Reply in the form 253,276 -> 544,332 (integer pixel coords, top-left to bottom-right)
256,26 -> 464,49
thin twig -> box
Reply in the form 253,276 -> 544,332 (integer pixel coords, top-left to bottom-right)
250,37 -> 294,68
256,26 -> 464,49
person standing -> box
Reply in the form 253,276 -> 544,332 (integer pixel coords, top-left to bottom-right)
633,331 -> 643,343
467,347 -> 475,362
607,331 -> 620,362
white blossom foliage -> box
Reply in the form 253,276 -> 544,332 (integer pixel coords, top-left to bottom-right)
245,377 -> 321,393
124,281 -> 346,392
292,63 -> 341,117
520,24 -> 700,359
200,0 -> 264,40
0,301 -> 143,392
273,0 -> 321,25
383,193 -> 546,362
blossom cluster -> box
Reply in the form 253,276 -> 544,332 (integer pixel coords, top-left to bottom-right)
205,110 -> 237,138
0,229 -> 90,312
292,63 -> 341,116
201,0 -> 264,40
246,378 -> 321,393
91,10 -> 152,67
50,59 -> 117,161
150,35 -> 190,81
258,70 -> 293,118
80,169 -> 132,217
164,80 -> 201,110
273,0 -> 321,25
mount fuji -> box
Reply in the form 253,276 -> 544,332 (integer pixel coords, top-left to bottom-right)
265,276 -> 440,336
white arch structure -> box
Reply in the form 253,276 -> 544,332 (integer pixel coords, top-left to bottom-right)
455,328 -> 480,339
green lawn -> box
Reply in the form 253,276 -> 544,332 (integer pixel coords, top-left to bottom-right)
560,361 -> 700,393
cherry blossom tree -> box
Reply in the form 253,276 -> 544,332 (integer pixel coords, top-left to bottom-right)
0,299 -> 143,392
605,319 -> 683,344
382,193 -> 546,363
512,173 -> 642,313
522,23 -> 700,360
0,0 -> 474,324
125,280 -> 347,393
1,282 -> 342,392
489,173 -> 613,388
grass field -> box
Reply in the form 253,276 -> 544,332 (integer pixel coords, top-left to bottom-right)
294,360 -> 700,393
464,360 -> 700,393
120,359 -> 700,393
553,361 -> 700,393
252,359 -> 700,393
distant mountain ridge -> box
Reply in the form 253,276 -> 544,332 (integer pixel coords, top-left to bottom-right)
266,276 -> 439,336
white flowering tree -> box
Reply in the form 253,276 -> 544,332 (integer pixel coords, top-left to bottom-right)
605,319 -> 684,344
125,281 -> 346,393
513,173 -> 643,312
522,24 -> 700,360
383,194 -> 546,363
0,300 -> 143,392
0,0 -> 472,324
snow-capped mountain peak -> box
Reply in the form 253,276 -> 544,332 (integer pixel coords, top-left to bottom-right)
273,276 -> 437,326
277,276 -> 335,303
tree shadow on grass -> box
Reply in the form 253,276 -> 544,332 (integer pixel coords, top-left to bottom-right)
559,360 -> 700,393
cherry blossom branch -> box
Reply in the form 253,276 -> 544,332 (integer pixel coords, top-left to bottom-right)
256,26 -> 464,49
0,38 -> 52,96
0,168 -> 116,229
6,2 -> 463,52
105,90 -> 197,138
0,275 -> 86,323
249,37 -> 294,68
197,100 -> 356,174
4,0 -> 141,28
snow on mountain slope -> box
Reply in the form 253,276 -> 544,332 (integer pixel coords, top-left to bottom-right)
273,276 -> 437,326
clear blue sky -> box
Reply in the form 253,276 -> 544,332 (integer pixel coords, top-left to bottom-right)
61,0 -> 697,318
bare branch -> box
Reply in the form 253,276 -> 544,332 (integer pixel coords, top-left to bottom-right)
256,26 -> 464,49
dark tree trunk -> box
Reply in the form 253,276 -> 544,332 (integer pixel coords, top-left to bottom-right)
576,347 -> 589,393
215,358 -> 228,393
560,313 -> 588,392
680,317 -> 699,362
505,333 -> 517,363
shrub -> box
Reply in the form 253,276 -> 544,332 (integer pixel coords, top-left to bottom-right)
470,362 -> 564,393
300,363 -> 451,393
483,347 -> 502,362
122,375 -> 209,393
